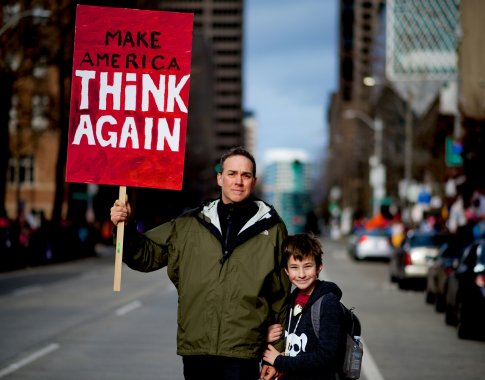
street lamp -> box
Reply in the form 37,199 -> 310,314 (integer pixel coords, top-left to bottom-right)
343,110 -> 385,216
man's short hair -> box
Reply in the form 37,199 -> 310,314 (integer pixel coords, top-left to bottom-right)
219,146 -> 257,177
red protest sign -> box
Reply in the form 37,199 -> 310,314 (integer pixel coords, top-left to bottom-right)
66,5 -> 193,190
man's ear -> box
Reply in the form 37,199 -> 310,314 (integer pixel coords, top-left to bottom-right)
217,172 -> 223,187
251,176 -> 258,189
284,267 -> 289,277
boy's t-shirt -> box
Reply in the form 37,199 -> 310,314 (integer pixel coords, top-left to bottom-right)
293,292 -> 310,316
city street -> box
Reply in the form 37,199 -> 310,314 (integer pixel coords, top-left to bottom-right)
0,239 -> 484,380
1,3 -> 483,379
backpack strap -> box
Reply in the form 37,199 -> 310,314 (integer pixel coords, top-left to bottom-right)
310,296 -> 324,338
311,294 -> 349,338
310,295 -> 324,337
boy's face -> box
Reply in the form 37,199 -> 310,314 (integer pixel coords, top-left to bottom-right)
285,255 -> 323,295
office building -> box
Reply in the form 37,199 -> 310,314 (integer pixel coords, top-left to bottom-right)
159,0 -> 245,165
262,149 -> 314,234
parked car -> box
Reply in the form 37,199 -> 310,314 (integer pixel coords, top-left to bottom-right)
389,230 -> 449,289
347,228 -> 393,261
425,238 -> 466,311
444,238 -> 485,340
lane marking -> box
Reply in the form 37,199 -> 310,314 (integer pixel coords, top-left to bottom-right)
0,343 -> 60,378
361,339 -> 385,380
115,300 -> 142,316
12,285 -> 42,297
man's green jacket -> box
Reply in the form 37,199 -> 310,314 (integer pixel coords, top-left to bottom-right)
122,198 -> 290,360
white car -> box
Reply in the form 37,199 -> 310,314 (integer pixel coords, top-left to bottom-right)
349,228 -> 393,261
389,230 -> 449,289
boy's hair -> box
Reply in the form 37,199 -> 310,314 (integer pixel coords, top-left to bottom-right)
219,146 -> 257,176
282,233 -> 323,268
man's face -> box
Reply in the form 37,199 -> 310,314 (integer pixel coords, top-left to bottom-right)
217,155 -> 257,204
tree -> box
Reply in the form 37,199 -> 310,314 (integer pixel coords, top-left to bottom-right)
0,70 -> 13,218
0,1 -> 52,218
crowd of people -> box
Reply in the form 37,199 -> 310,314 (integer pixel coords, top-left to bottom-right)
348,182 -> 485,250
0,204 -> 98,272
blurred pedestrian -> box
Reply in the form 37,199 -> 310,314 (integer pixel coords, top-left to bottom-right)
262,234 -> 345,380
110,146 -> 290,380
304,210 -> 321,235
390,213 -> 405,248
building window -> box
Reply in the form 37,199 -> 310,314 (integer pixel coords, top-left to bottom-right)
32,94 -> 50,131
163,7 -> 203,15
213,9 -> 241,16
212,22 -> 241,29
217,89 -> 240,96
218,104 -> 240,110
216,62 -> 241,69
216,76 -> 240,83
214,49 -> 240,56
8,156 -> 34,187
216,117 -> 240,123
212,35 -> 241,42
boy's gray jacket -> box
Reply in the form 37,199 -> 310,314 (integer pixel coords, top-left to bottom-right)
122,198 -> 290,360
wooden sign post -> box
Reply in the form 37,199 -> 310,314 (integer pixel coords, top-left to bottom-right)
113,186 -> 126,292
66,5 -> 193,291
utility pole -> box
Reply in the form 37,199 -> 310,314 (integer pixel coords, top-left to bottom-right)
403,89 -> 413,221
343,110 -> 386,216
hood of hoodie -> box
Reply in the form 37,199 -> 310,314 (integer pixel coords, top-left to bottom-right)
290,279 -> 342,311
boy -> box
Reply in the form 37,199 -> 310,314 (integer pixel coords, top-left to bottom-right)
262,234 -> 346,380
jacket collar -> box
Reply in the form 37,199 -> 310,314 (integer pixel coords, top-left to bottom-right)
199,198 -> 276,234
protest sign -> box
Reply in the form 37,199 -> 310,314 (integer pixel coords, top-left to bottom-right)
66,5 -> 193,290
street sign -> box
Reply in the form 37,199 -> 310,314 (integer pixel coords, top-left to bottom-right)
445,136 -> 463,167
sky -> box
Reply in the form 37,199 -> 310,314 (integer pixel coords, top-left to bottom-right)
243,0 -> 339,166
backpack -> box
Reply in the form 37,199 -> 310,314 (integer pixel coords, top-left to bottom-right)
311,295 -> 363,380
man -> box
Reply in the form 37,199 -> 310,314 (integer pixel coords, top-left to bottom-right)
110,146 -> 290,380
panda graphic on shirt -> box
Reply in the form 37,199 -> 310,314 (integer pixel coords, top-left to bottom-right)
285,298 -> 309,357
